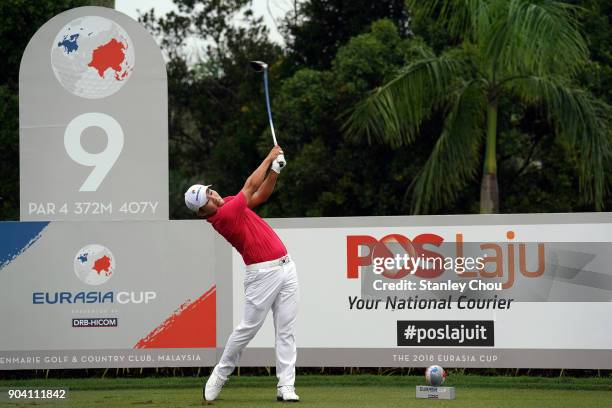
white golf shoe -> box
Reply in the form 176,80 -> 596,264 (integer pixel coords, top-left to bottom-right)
277,385 -> 300,402
203,369 -> 227,401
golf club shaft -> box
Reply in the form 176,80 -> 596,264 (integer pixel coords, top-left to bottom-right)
263,67 -> 285,167
263,69 -> 278,146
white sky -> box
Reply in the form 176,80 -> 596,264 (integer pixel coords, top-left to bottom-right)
115,0 -> 293,47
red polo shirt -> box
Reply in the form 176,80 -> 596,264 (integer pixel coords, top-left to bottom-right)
206,191 -> 287,265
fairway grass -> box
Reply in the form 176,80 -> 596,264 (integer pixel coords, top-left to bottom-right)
1,374 -> 611,407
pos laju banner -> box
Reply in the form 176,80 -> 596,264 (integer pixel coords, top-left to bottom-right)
0,221 -> 217,369
228,213 -> 612,369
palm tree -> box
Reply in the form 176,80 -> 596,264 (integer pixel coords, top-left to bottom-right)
344,0 -> 610,213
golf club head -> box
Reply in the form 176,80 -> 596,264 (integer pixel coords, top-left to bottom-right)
249,60 -> 268,72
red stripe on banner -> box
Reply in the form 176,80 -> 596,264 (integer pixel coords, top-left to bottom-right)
134,286 -> 216,348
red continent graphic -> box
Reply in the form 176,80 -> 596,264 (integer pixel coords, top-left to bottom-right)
87,38 -> 128,80
92,255 -> 112,276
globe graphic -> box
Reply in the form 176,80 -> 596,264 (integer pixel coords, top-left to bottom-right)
51,16 -> 135,99
73,244 -> 116,286
425,365 -> 446,386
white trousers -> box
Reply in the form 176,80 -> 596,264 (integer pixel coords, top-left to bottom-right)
216,256 -> 299,387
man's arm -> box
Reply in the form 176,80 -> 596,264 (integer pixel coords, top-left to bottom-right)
241,146 -> 282,207
248,170 -> 278,209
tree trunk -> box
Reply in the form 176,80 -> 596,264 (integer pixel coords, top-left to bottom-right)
480,172 -> 499,213
480,102 -> 499,213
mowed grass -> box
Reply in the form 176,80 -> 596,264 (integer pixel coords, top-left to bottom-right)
1,374 -> 611,407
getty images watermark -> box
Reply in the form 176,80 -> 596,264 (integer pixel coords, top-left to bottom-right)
345,238 -> 612,303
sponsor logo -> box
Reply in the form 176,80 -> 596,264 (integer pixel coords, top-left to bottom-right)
32,291 -> 156,304
347,231 -> 545,289
72,318 -> 118,327
31,244 -> 156,305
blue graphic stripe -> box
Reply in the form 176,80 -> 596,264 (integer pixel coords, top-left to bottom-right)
0,222 -> 49,271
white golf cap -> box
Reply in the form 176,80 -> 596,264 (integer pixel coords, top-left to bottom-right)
185,184 -> 211,213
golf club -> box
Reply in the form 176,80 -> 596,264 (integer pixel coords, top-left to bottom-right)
250,60 -> 285,168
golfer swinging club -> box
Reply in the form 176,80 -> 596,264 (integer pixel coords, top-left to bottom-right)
184,145 -> 299,402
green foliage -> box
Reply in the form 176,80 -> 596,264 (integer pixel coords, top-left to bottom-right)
410,79 -> 487,214
0,85 -> 19,219
140,0 -> 282,218
267,19 -> 418,217
283,0 -> 409,70
1,0 -> 611,219
344,43 -> 470,147
346,0 -> 611,213
506,75 -> 611,207
146,4 -> 425,218
333,20 -> 407,94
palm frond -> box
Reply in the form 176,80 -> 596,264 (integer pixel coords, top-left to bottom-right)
406,0 -> 491,43
343,46 -> 469,147
507,75 -> 611,208
487,0 -> 588,78
409,79 -> 487,214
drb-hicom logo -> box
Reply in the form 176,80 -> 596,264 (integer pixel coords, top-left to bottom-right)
347,231 -> 545,289
32,244 -> 156,305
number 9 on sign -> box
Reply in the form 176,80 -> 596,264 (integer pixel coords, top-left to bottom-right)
64,112 -> 124,192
